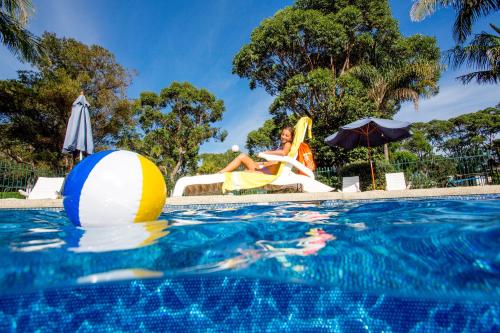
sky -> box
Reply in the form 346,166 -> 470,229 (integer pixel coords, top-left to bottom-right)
0,0 -> 498,153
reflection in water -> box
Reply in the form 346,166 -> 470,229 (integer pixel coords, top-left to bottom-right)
275,211 -> 339,223
182,228 -> 335,274
70,220 -> 169,253
11,220 -> 170,253
12,239 -> 66,252
77,268 -> 163,284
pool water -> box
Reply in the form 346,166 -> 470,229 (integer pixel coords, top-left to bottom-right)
0,196 -> 499,332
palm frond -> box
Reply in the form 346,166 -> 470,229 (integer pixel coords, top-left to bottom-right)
453,0 -> 500,43
457,69 -> 499,84
0,10 -> 42,62
446,33 -> 500,69
445,26 -> 499,84
1,0 -> 34,24
410,1 -> 500,42
392,88 -> 420,110
410,0 -> 454,21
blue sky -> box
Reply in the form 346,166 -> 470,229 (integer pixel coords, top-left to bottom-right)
0,0 -> 498,153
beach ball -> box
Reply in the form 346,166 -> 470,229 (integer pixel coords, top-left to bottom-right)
63,150 -> 166,227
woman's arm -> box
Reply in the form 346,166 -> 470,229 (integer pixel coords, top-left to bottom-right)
262,142 -> 292,156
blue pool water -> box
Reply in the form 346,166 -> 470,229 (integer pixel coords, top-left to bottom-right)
0,196 -> 499,332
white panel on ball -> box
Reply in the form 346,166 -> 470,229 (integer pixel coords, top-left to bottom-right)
79,151 -> 143,226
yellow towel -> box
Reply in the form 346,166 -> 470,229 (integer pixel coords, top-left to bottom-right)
222,117 -> 312,192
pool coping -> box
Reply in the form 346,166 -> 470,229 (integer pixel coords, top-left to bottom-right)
0,185 -> 499,209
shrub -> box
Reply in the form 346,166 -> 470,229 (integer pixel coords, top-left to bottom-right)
391,151 -> 419,173
340,159 -> 395,190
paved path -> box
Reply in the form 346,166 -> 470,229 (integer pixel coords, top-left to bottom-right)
1,185 -> 499,209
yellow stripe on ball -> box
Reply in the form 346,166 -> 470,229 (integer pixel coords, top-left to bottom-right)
134,155 -> 166,222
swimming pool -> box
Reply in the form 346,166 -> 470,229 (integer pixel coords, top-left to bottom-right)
0,195 -> 499,331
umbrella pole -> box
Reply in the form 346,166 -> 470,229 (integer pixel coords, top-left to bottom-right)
368,147 -> 376,190
366,128 -> 376,190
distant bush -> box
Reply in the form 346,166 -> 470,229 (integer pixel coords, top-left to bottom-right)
391,151 -> 419,173
340,160 -> 395,190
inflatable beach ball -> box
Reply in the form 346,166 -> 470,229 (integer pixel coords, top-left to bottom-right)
63,150 -> 166,227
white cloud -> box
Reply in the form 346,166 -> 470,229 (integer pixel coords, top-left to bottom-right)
395,82 -> 499,123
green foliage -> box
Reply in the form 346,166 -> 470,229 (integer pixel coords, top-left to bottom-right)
391,150 -> 420,170
411,1 -> 499,84
339,159 -> 395,190
127,82 -> 227,187
0,192 -> 23,199
410,0 -> 500,43
401,125 -> 433,158
245,119 -> 280,155
402,106 -> 500,157
198,150 -> 239,174
409,156 -> 457,189
0,0 -> 43,62
0,33 -> 134,168
445,24 -> 500,85
235,0 -> 441,167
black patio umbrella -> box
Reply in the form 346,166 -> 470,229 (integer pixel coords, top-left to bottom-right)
325,117 -> 412,189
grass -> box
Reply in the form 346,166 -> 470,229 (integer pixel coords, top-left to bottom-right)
0,192 -> 24,199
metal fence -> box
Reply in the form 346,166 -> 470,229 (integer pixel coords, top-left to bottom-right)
0,152 -> 498,198
0,160 -> 67,198
314,152 -> 499,190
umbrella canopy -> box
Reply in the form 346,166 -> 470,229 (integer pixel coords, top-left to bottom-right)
325,117 -> 411,150
325,117 -> 412,189
62,94 -> 94,158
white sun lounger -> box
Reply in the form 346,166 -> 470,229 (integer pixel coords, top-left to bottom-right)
18,177 -> 65,199
172,154 -> 333,196
385,172 -> 406,191
173,117 -> 333,196
341,176 -> 360,193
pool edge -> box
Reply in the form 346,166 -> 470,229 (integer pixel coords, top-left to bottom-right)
1,185 -> 499,208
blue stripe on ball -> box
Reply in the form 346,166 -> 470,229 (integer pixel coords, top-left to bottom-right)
63,150 -> 115,227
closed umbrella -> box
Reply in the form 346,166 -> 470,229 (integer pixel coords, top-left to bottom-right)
325,117 -> 411,189
62,93 -> 94,160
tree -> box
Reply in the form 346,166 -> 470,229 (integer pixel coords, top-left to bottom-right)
0,33 -> 134,167
410,1 -> 499,86
402,106 -> 500,156
198,150 -> 239,174
445,24 -> 500,84
130,82 -> 227,185
235,0 -> 440,166
0,0 -> 42,61
401,122 -> 433,158
410,0 -> 500,43
245,119 -> 280,155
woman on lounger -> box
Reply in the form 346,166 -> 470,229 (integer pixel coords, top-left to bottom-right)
218,126 -> 294,174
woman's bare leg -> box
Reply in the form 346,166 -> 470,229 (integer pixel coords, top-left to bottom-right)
219,153 -> 258,173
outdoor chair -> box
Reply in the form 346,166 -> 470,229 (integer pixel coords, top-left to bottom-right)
446,175 -> 487,187
385,172 -> 406,191
18,177 -> 65,199
172,117 -> 333,196
341,176 -> 361,193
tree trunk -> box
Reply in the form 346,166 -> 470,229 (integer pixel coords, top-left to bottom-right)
170,155 -> 184,183
384,143 -> 389,161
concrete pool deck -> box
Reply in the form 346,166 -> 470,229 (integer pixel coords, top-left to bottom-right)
0,185 -> 499,209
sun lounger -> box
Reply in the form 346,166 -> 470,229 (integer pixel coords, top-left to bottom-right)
18,177 -> 65,199
341,176 -> 360,193
385,172 -> 406,191
173,117 -> 333,196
